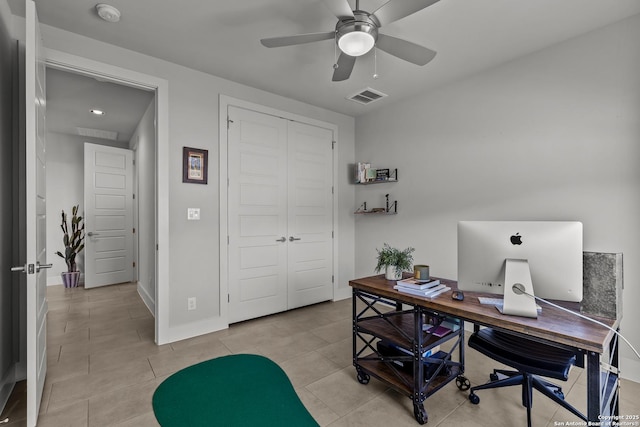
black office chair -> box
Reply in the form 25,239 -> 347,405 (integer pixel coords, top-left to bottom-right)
467,328 -> 587,427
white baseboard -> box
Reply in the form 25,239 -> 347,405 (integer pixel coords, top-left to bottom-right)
136,281 -> 155,317
621,356 -> 640,384
159,317 -> 229,345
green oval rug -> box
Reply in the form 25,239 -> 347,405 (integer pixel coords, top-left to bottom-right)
152,354 -> 319,427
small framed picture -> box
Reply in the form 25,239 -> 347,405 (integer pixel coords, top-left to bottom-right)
182,147 -> 208,184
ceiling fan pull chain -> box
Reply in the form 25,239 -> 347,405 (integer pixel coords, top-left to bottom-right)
373,47 -> 379,79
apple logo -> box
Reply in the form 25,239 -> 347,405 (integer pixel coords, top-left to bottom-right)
510,233 -> 523,245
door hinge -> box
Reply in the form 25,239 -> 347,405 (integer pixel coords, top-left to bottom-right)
133,228 -> 136,234
133,262 -> 136,268
133,194 -> 136,199
228,294 -> 230,303
332,275 -> 334,283
227,235 -> 230,245
332,231 -> 334,238
332,140 -> 336,149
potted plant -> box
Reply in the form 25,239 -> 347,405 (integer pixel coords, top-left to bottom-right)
374,243 -> 415,280
55,205 -> 85,288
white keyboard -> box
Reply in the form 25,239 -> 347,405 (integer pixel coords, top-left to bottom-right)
477,296 -> 541,311
477,297 -> 504,305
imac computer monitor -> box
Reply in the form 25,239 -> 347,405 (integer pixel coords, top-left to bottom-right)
457,221 -> 583,318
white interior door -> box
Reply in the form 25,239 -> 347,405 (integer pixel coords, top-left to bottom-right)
287,121 -> 334,308
227,106 -> 288,323
84,143 -> 134,288
23,1 -> 48,425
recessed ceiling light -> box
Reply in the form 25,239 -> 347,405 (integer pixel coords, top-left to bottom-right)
90,109 -> 105,115
96,4 -> 121,23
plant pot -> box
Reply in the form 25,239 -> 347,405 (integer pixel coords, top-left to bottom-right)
385,265 -> 403,281
61,271 -> 80,288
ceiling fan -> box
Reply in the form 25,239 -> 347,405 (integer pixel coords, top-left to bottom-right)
260,0 -> 440,82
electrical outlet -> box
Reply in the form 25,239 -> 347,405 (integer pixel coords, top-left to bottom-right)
187,297 -> 196,311
187,208 -> 200,220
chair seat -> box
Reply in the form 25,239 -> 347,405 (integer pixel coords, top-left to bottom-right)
468,328 -> 576,380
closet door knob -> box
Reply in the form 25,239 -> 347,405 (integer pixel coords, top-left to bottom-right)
275,237 -> 286,242
289,236 -> 301,242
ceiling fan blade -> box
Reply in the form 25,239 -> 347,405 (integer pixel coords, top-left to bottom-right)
261,31 -> 335,48
376,34 -> 436,66
372,0 -> 440,26
322,0 -> 354,20
332,53 -> 356,82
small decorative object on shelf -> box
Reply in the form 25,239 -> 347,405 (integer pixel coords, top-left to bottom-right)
355,162 -> 397,184
374,243 -> 415,280
355,194 -> 398,215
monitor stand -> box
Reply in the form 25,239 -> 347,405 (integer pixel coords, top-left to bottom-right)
499,258 -> 538,318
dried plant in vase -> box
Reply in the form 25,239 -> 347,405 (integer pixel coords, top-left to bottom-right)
55,205 -> 85,287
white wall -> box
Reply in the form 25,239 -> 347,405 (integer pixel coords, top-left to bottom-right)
130,98 -> 156,311
39,24 -> 355,341
355,14 -> 640,381
45,132 -> 130,285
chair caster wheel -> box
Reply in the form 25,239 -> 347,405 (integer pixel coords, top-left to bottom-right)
489,373 -> 499,381
554,389 -> 564,400
456,375 -> 471,390
356,371 -> 370,384
469,393 -> 480,404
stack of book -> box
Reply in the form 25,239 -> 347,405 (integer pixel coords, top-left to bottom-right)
393,277 -> 451,298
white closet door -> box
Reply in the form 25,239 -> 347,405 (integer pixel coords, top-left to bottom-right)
287,121 -> 334,309
227,106 -> 288,323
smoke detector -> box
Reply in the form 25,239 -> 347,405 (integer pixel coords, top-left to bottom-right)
96,4 -> 121,23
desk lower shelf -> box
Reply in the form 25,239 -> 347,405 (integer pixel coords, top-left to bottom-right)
357,356 -> 462,399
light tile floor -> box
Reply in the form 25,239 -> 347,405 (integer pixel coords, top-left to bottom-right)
2,282 -> 639,426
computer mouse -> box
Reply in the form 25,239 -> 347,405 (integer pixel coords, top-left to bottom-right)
452,290 -> 464,301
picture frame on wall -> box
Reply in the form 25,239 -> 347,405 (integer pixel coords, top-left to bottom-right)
182,146 -> 208,184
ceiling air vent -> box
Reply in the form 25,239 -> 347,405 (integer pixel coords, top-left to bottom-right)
347,87 -> 388,105
76,127 -> 119,141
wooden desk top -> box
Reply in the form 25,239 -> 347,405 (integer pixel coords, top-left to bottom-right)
349,275 -> 618,354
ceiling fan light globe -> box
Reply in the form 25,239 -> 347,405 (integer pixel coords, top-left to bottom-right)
338,31 -> 375,57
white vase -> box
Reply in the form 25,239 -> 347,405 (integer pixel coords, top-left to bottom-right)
385,265 -> 403,281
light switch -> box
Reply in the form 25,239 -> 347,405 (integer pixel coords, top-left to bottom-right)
187,208 -> 200,220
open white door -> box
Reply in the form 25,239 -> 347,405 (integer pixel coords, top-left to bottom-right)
84,143 -> 134,288
13,1 -> 49,425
